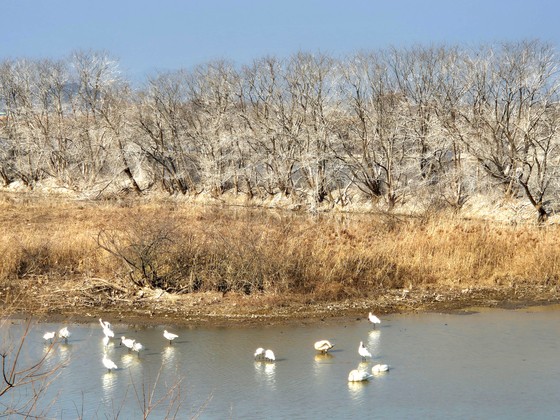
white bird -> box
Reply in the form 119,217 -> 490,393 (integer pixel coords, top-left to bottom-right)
99,318 -> 111,329
120,336 -> 135,351
132,341 -> 143,355
99,318 -> 115,338
368,312 -> 381,328
358,341 -> 372,360
372,364 -> 390,374
58,327 -> 70,343
314,340 -> 334,353
102,355 -> 118,372
163,330 -> 178,344
264,349 -> 276,362
348,369 -> 373,382
254,347 -> 265,360
43,331 -> 56,343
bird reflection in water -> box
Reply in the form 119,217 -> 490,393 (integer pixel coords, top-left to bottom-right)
102,335 -> 113,349
162,345 -> 176,365
347,378 -> 370,398
254,360 -> 276,388
357,361 -> 369,371
120,353 -> 136,368
367,329 -> 381,357
368,328 -> 381,340
102,369 -> 117,400
312,351 -> 335,383
314,352 -> 334,363
57,342 -> 71,361
42,342 -> 54,357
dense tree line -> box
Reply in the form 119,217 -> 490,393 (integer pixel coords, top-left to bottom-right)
1,41 -> 559,220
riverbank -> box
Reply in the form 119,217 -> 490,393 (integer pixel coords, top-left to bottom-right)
2,193 -> 560,326
4,279 -> 560,328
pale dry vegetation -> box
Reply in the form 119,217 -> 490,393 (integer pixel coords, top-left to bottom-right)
1,195 -> 559,317
2,40 -> 560,223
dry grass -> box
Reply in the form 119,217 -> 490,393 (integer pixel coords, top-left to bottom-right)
1,194 -> 559,306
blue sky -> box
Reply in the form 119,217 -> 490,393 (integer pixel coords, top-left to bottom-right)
3,0 -> 559,81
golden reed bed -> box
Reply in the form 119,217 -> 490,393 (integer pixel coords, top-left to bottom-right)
1,194 -> 559,322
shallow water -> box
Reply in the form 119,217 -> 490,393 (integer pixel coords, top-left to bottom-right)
2,306 -> 560,419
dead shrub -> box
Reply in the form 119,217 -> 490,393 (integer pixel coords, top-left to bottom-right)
96,212 -> 185,290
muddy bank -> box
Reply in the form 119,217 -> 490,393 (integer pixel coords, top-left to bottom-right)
3,278 -> 560,327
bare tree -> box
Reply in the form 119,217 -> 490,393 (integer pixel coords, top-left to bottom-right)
337,52 -> 413,209
184,60 -> 241,196
387,46 -> 444,181
90,67 -> 143,195
0,59 -> 51,187
67,50 -> 124,190
449,41 -> 560,220
28,58 -> 72,184
284,52 -> 340,204
1,43 -> 560,217
240,56 -> 300,197
430,47 -> 474,210
135,70 -> 197,194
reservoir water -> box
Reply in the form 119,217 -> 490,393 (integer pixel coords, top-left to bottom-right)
2,306 -> 560,419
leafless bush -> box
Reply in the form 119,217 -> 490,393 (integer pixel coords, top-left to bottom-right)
96,212 -> 184,290
130,367 -> 184,420
0,319 -> 63,418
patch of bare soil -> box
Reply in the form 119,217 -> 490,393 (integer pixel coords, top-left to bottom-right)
2,277 -> 560,327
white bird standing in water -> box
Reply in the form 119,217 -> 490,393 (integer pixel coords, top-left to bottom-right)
99,318 -> 114,338
132,341 -> 143,355
120,336 -> 135,351
314,340 -> 334,353
102,355 -> 117,373
58,327 -> 70,343
43,331 -> 56,343
368,312 -> 381,328
348,369 -> 373,382
358,341 -> 372,360
264,349 -> 276,362
254,348 -> 265,360
372,364 -> 390,374
99,318 -> 111,330
163,330 -> 178,345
